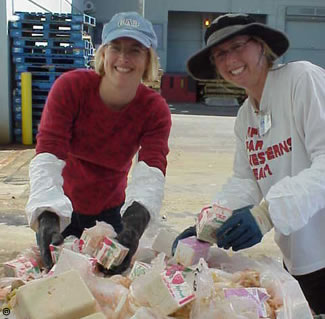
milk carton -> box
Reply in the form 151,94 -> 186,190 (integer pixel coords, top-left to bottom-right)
196,204 -> 232,244
131,270 -> 195,316
175,236 -> 211,266
3,256 -> 41,281
94,236 -> 129,269
128,261 -> 152,281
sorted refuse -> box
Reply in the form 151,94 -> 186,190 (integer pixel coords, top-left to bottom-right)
0,223 -> 314,319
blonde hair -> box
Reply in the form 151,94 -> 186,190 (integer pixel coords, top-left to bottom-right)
251,36 -> 278,68
94,44 -> 160,82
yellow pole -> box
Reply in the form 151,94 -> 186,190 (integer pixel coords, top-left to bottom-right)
21,72 -> 33,145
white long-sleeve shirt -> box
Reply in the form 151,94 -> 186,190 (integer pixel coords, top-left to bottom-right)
214,61 -> 325,275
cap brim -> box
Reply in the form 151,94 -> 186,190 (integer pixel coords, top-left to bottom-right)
187,23 -> 289,81
103,29 -> 152,49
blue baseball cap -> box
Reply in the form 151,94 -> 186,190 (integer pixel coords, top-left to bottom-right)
102,12 -> 158,50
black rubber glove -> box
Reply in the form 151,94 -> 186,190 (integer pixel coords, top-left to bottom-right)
108,201 -> 150,275
171,225 -> 197,256
37,210 -> 64,270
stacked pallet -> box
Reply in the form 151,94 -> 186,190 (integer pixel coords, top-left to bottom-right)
9,11 -> 96,142
198,79 -> 247,105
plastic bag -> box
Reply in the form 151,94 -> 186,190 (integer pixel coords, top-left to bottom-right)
130,306 -> 173,318
190,259 -> 260,319
86,274 -> 130,319
206,251 -> 313,319
130,253 -> 166,307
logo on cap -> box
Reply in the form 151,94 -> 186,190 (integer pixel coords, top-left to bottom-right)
118,19 -> 140,28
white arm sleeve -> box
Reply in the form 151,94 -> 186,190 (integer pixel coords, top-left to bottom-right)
266,154 -> 325,236
266,65 -> 325,235
120,160 -> 165,226
213,110 -> 263,209
213,176 -> 263,210
25,153 -> 73,232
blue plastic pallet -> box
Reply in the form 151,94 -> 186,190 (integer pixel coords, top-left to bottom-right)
15,71 -> 62,82
13,120 -> 40,128
14,117 -> 40,126
13,99 -> 47,109
13,135 -> 37,143
14,130 -> 38,144
14,128 -> 38,135
13,111 -> 43,120
12,37 -> 89,49
13,125 -> 40,136
13,111 -> 43,119
14,12 -> 83,23
83,14 -> 96,27
13,127 -> 39,141
14,137 -> 37,144
14,86 -> 50,95
13,96 -> 47,104
14,59 -> 87,73
44,46 -> 93,57
13,102 -> 46,111
13,99 -> 47,110
13,95 -> 47,105
10,21 -> 83,32
12,46 -> 92,57
13,55 -> 86,66
13,88 -> 49,101
14,121 -> 41,130
14,12 -> 95,26
16,64 -> 76,76
13,103 -> 45,113
15,80 -> 55,90
9,28 -> 83,41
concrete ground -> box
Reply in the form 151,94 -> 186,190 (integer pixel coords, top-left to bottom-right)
0,103 -> 281,276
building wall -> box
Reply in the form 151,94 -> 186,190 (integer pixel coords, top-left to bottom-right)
81,0 -> 140,46
1,0 -> 11,144
89,0 -> 325,72
142,0 -> 325,71
87,0 -> 139,24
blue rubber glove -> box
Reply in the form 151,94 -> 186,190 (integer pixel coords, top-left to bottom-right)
216,203 -> 272,251
171,226 -> 196,256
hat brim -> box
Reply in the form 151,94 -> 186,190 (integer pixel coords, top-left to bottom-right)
187,23 -> 289,81
103,29 -> 153,49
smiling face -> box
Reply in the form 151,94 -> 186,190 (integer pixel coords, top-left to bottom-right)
210,35 -> 269,96
102,37 -> 149,89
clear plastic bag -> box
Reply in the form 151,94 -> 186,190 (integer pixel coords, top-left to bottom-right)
190,259 -> 259,319
205,251 -> 313,319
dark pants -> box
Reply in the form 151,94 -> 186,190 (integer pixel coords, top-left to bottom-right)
61,205 -> 123,239
285,263 -> 325,314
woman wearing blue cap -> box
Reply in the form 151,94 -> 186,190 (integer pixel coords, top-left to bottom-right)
173,13 -> 325,314
25,12 -> 171,275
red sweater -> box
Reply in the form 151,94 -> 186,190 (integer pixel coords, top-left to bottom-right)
36,69 -> 171,215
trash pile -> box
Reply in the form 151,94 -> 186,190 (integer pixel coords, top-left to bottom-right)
0,217 -> 313,319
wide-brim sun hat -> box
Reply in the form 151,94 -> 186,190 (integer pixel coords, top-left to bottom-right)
187,13 -> 290,81
102,11 -> 158,50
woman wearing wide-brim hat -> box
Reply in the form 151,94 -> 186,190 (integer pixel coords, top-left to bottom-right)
174,13 -> 325,314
